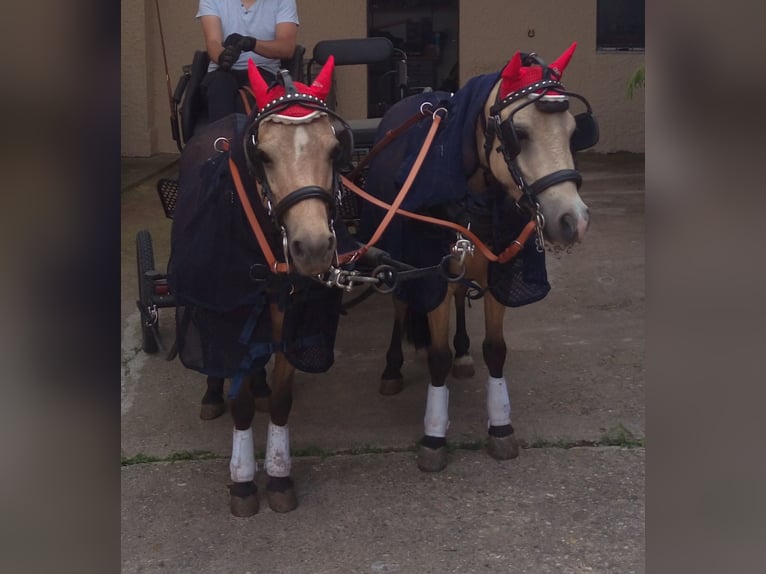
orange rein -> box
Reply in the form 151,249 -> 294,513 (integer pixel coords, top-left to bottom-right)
224,105 -> 537,277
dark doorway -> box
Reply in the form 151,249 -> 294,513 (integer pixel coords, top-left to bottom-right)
367,0 -> 459,117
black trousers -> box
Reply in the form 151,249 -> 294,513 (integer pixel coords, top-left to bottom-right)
201,67 -> 277,121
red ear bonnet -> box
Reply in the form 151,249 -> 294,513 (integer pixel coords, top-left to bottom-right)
308,55 -> 334,101
247,55 -> 336,117
248,59 -> 271,111
499,42 -> 577,99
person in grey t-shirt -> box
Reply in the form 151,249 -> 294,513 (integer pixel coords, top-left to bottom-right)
197,0 -> 299,121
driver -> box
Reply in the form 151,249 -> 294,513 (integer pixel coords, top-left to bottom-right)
197,0 -> 300,121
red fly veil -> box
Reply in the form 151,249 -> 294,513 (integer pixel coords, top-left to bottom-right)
247,56 -> 335,118
499,42 -> 577,99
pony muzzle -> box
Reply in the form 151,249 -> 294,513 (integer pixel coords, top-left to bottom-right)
276,185 -> 337,275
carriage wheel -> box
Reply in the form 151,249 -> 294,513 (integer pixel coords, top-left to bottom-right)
136,230 -> 159,354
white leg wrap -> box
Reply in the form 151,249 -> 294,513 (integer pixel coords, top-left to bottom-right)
265,422 -> 292,478
486,376 -> 512,427
424,384 -> 450,437
230,427 -> 256,482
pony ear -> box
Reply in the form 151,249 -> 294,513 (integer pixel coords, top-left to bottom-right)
499,52 -> 523,99
308,55 -> 335,101
549,42 -> 577,79
248,58 -> 270,110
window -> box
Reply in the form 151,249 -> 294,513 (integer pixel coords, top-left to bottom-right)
597,0 -> 645,52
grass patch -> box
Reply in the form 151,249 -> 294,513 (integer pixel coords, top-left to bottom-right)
121,450 -> 218,466
122,427 -> 644,467
598,423 -> 644,448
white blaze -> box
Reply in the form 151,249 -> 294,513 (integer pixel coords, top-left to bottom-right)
293,125 -> 310,159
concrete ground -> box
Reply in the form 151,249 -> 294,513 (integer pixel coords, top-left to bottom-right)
121,152 -> 645,573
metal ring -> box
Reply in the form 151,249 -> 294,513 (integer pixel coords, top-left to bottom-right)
432,106 -> 448,120
213,137 -> 230,152
438,254 -> 465,283
419,101 -> 434,115
371,265 -> 398,294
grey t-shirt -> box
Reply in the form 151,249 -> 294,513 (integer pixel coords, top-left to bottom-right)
196,0 -> 299,73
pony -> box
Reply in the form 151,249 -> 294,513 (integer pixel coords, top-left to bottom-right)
357,42 -> 599,472
168,56 -> 356,515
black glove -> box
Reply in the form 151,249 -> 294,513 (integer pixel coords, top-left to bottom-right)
240,36 -> 257,52
223,33 -> 243,48
218,44 -> 241,71
224,33 -> 256,52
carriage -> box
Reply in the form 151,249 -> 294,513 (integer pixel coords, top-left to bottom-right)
134,37 -> 599,516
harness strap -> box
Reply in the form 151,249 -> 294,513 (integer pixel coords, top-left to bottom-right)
228,154 -> 290,274
345,108 -> 432,184
342,111 -> 445,262
526,168 -> 582,195
338,175 -> 537,265
239,87 -> 254,116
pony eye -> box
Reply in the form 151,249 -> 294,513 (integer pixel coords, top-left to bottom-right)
329,144 -> 343,162
254,149 -> 271,165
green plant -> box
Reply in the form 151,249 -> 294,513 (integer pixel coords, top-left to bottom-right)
627,66 -> 645,99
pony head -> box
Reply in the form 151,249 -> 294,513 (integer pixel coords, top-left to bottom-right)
248,56 -> 335,117
499,42 -> 577,99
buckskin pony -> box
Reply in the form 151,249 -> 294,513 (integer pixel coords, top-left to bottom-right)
168,56 -> 357,515
357,42 -> 599,471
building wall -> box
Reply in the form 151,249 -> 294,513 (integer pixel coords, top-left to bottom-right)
121,0 -> 644,156
459,0 -> 644,154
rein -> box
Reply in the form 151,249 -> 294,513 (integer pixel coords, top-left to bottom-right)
339,175 -> 537,265
218,73 -> 573,287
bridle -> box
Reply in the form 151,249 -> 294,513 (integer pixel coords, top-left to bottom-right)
482,53 -> 598,218
242,70 -> 353,229
224,69 -> 354,274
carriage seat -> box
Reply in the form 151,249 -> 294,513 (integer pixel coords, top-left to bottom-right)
307,37 -> 398,150
173,45 -> 306,148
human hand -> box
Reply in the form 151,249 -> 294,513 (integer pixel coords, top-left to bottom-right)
224,33 -> 256,52
239,36 -> 256,52
223,33 -> 244,48
218,44 -> 241,71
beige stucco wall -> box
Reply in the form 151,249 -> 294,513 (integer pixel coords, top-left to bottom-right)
460,0 -> 644,154
121,0 -> 644,156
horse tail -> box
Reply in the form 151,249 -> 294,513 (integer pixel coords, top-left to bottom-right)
404,306 -> 431,349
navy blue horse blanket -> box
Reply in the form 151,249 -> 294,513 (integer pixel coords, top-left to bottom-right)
168,113 -> 357,379
358,73 -> 550,312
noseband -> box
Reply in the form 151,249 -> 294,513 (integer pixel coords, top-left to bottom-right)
483,54 -> 597,212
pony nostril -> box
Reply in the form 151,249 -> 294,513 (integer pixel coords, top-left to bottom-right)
560,213 -> 578,243
291,239 -> 305,259
290,234 -> 336,261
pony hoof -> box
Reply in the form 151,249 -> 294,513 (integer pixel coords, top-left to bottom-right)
267,476 -> 297,513
379,377 -> 404,395
199,402 -> 225,420
487,432 -> 520,460
229,482 -> 259,517
417,445 -> 448,472
267,488 -> 298,513
451,361 -> 475,379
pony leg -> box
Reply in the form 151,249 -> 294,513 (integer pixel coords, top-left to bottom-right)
265,304 -> 298,513
418,289 -> 455,472
200,376 -> 226,420
380,297 -> 407,395
482,293 -> 519,460
228,375 -> 259,517
451,285 -> 475,379
251,364 -> 272,413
